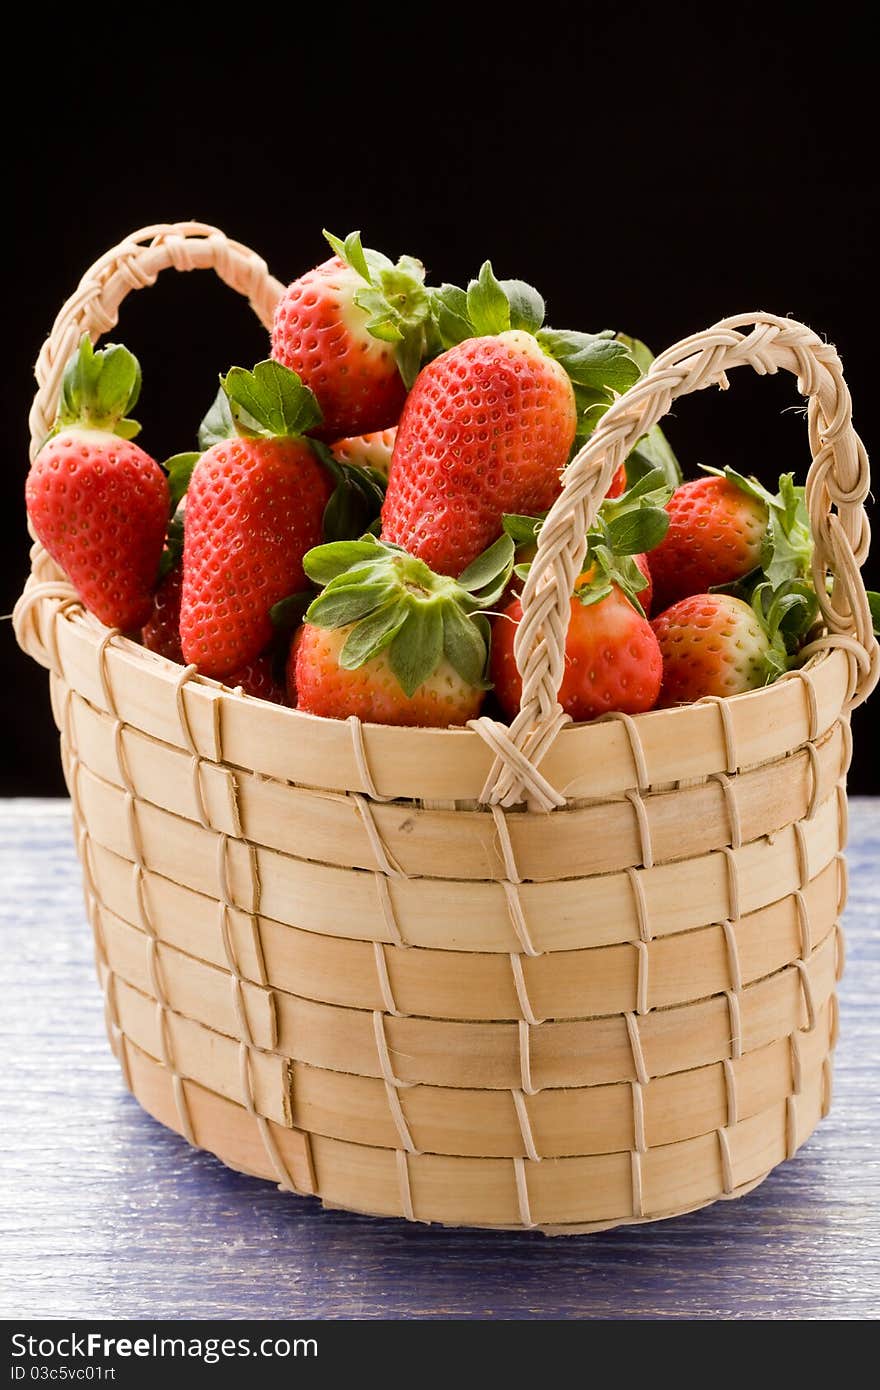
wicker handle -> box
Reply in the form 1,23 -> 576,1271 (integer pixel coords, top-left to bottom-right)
478,311 -> 878,809
17,223 -> 284,668
27,221 -> 283,458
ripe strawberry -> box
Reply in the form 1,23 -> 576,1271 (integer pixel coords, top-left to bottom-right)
142,564 -> 184,663
491,577 -> 662,723
271,231 -> 430,441
25,335 -> 169,631
180,362 -> 332,678
381,331 -> 577,575
330,428 -> 396,479
649,475 -> 768,611
225,653 -> 288,705
294,533 -> 513,726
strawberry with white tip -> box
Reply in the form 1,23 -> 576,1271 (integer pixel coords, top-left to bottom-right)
294,533 -> 514,726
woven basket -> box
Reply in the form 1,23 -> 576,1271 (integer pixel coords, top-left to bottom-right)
15,223 -> 878,1234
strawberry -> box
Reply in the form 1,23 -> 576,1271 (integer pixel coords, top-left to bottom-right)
381,264 -> 642,576
294,533 -> 514,726
649,474 -> 768,611
25,335 -> 169,631
225,653 -> 288,705
180,362 -> 332,678
330,428 -> 396,479
651,583 -> 818,706
381,331 -> 576,575
271,231 -> 430,442
634,552 -> 654,616
142,564 -> 184,663
607,463 -> 627,498
492,574 -> 662,723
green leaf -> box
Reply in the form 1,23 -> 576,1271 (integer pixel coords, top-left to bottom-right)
615,333 -> 655,376
867,591 -> 880,636
503,514 -> 543,547
388,603 -> 444,697
442,604 -> 491,687
457,534 -> 515,603
575,578 -> 613,608
353,284 -> 405,342
321,456 -> 387,543
339,602 -> 408,667
625,424 -> 682,488
94,343 -> 142,421
431,284 -> 473,348
198,388 -> 236,449
307,581 -> 397,629
221,361 -> 323,439
55,334 -> 143,438
303,538 -> 385,587
395,332 -> 426,390
164,452 -> 200,512
605,507 -> 669,555
466,261 -> 511,336
323,229 -> 373,284
537,328 -> 640,392
501,279 -> 545,333
270,591 -> 313,633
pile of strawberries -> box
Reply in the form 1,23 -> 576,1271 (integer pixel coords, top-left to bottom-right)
27,230 -> 855,729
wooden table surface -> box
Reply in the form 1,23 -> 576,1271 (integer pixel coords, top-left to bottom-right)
1,798 -> 877,1322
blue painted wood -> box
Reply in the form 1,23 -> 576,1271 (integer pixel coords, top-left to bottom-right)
0,798 -> 878,1321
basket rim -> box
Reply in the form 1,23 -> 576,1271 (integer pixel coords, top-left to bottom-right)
30,591 -> 852,805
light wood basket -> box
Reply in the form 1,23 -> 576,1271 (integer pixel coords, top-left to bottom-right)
14,223 -> 878,1234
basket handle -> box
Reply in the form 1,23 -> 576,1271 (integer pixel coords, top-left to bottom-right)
17,222 -> 284,668
27,221 -> 283,458
475,311 -> 878,810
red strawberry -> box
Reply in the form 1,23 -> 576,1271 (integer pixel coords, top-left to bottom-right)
330,428 -> 396,479
225,653 -> 287,705
142,564 -> 184,663
635,552 -> 654,616
649,475 -> 768,611
491,576 -> 662,723
381,331 -> 577,575
607,462 -> 627,498
285,627 -> 305,706
293,533 -> 513,726
271,231 -> 429,441
180,362 -> 332,678
25,335 -> 169,631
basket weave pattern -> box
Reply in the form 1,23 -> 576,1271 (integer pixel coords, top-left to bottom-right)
14,224 -> 877,1233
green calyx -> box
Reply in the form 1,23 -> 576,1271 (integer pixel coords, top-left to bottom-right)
219,360 -> 323,439
430,261 -> 648,448
323,230 -> 431,388
751,578 -> 820,681
52,333 -> 142,440
505,466 -> 673,617
308,439 -> 387,544
703,465 -> 814,590
303,533 -> 514,697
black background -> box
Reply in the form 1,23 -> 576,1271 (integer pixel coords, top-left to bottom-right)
2,6 -> 876,794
